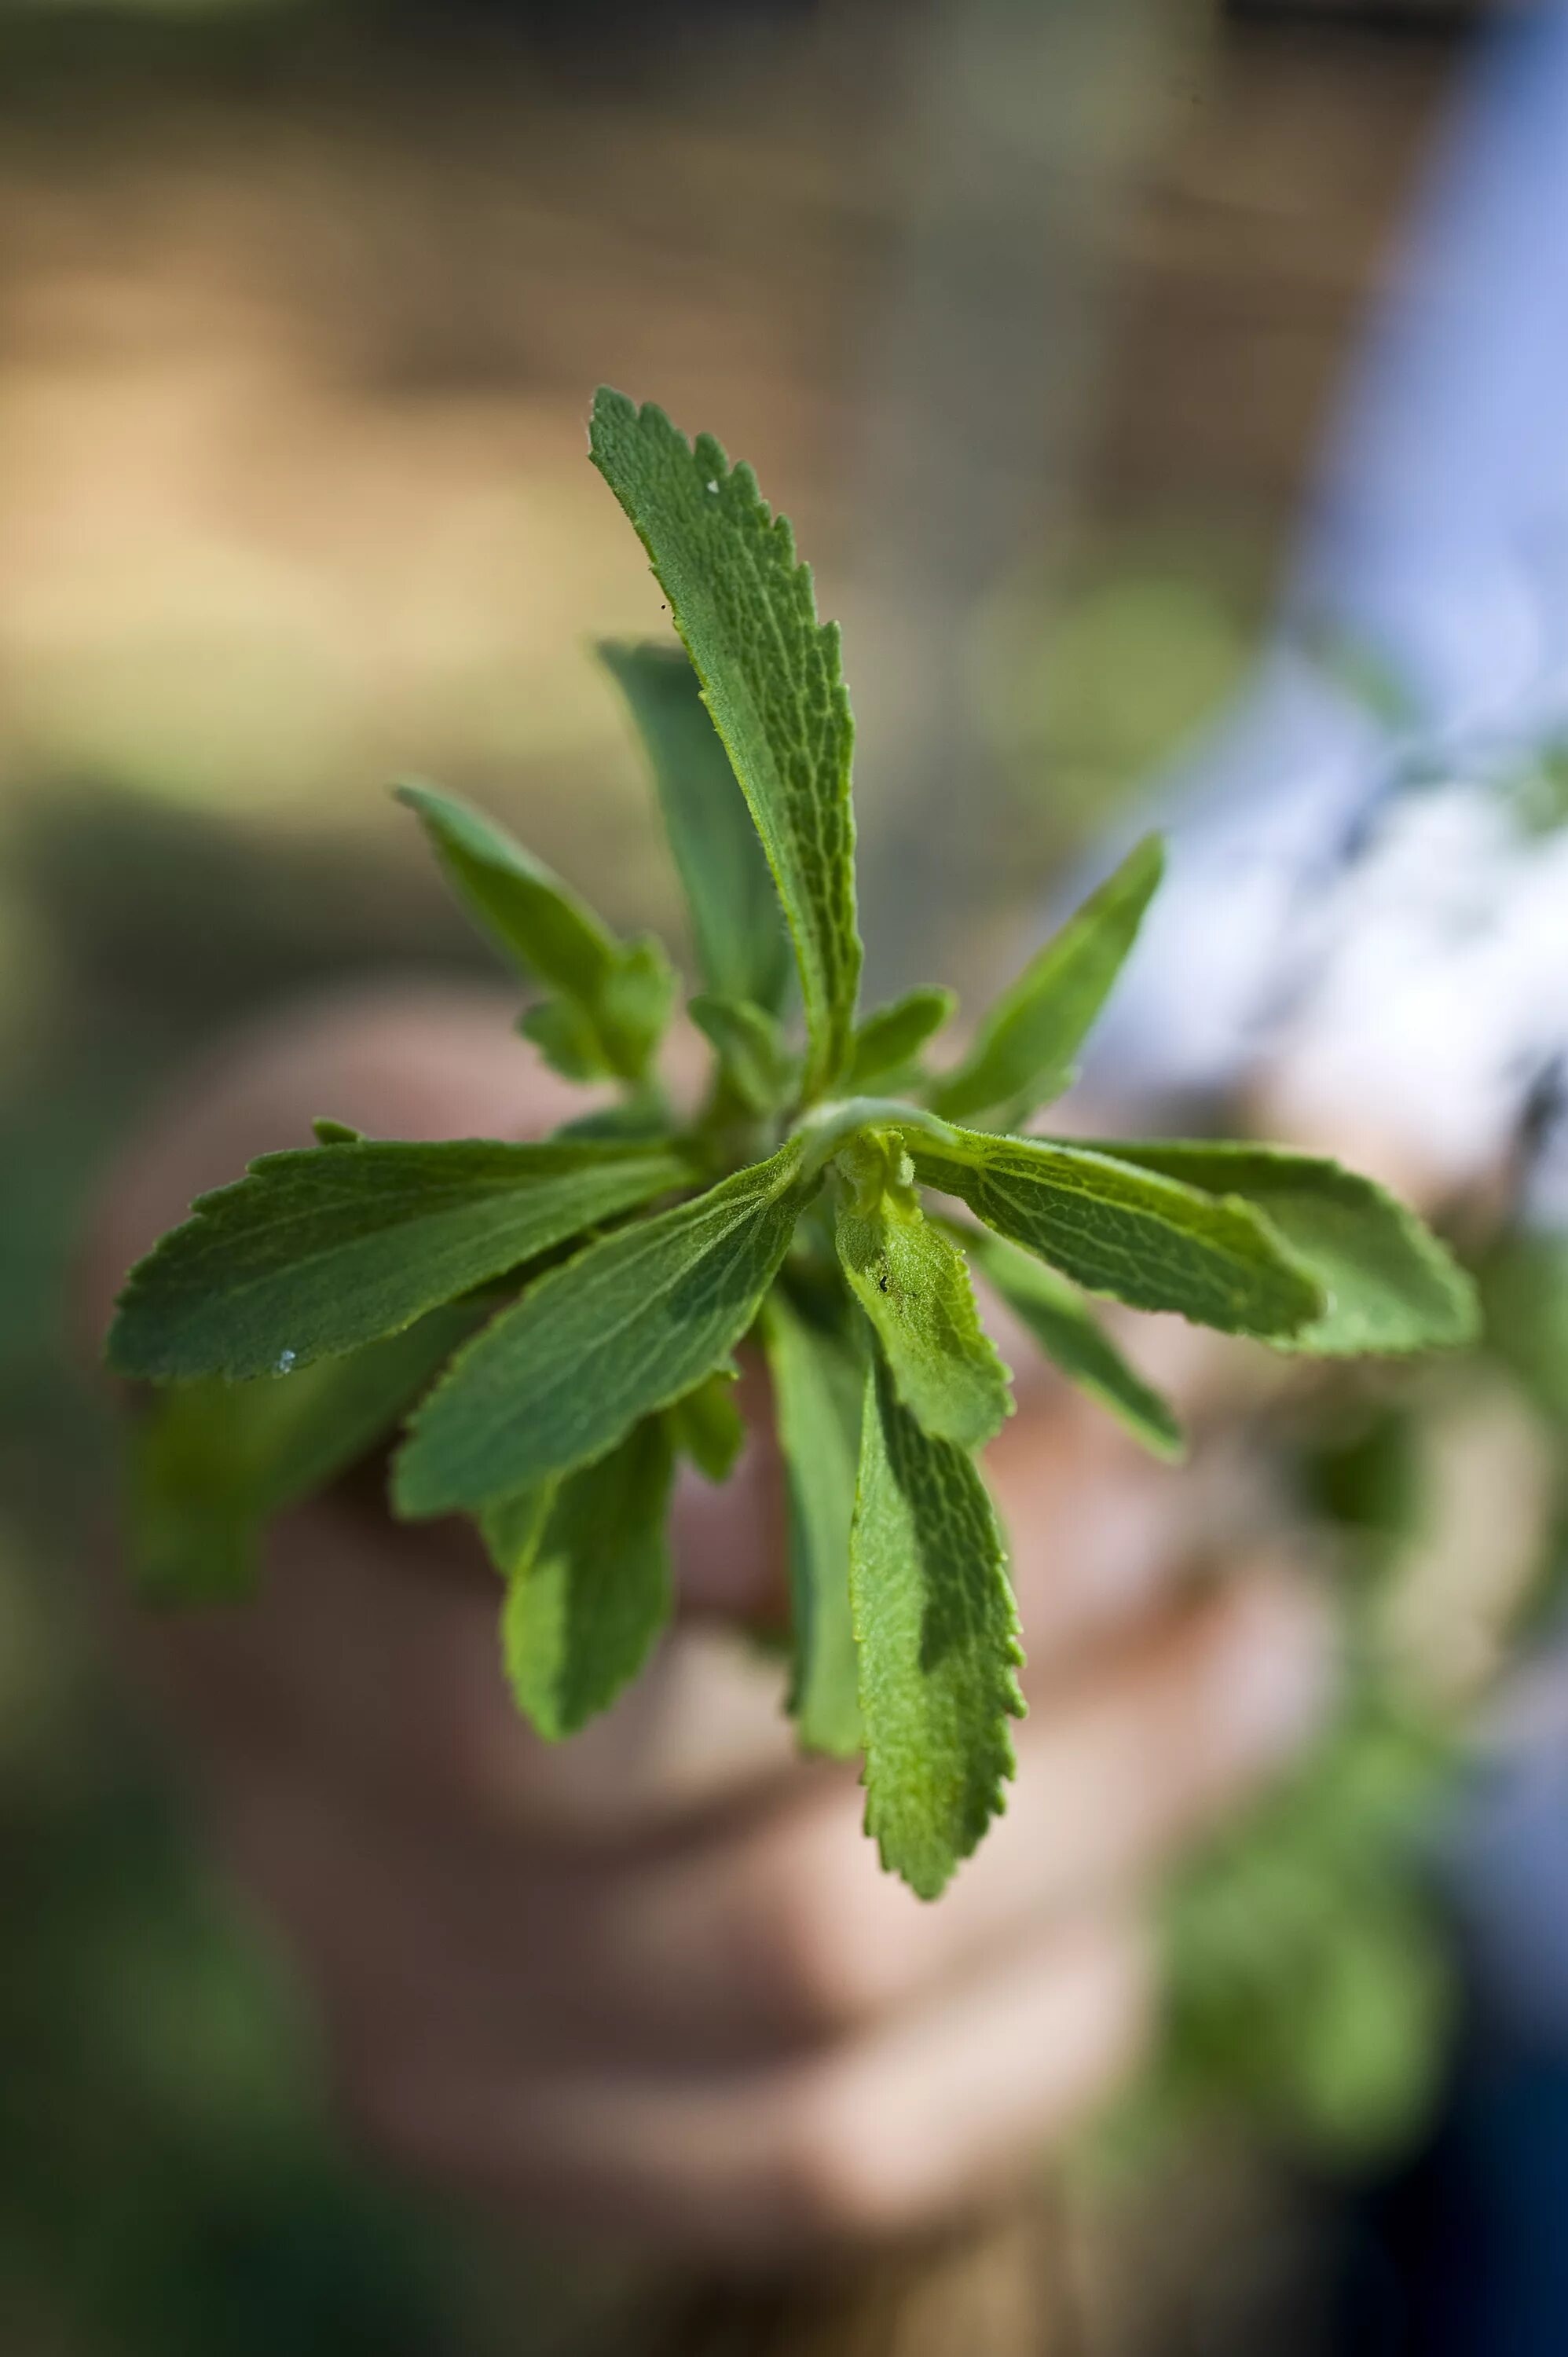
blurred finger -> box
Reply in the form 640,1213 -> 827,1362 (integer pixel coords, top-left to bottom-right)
339,1912 -> 1150,2261
578,1563 -> 1329,2051
202,1562 -> 1328,2072
140,1492 -> 816,1841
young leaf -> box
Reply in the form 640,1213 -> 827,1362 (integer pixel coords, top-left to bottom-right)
498,1417 -> 676,1739
903,1120 -> 1324,1340
518,995 -> 613,1084
588,390 -> 861,1098
955,1221 -> 1184,1461
395,779 -> 675,1083
929,836 -> 1163,1126
126,1305 -> 476,1604
847,988 -> 957,1091
688,993 -> 797,1117
666,1364 -> 747,1483
760,1289 -> 864,1758
601,938 -> 680,1067
833,1138 -> 1012,1449
599,639 -> 792,1014
108,1136 -> 690,1384
478,1482 -> 555,1580
850,1354 -> 1025,1899
394,1135 -> 818,1515
1090,1143 -> 1478,1357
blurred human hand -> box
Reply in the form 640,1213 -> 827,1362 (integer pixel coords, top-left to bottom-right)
83,985 -> 1332,2264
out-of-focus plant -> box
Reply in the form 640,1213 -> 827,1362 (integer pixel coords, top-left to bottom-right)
1126,1281 -> 1567,2167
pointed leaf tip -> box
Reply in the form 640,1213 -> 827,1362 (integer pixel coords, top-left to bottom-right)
588,390 -> 861,1097
904,1120 -> 1324,1341
1087,1141 -> 1478,1358
106,1136 -> 691,1385
851,1355 -> 1024,1899
930,834 -> 1163,1127
394,777 -> 673,1083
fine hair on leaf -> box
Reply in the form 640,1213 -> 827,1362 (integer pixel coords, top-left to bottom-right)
393,1136 -> 817,1516
589,389 -> 861,1099
850,1351 -> 1025,1900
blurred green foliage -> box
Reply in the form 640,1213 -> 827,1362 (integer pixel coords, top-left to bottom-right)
0,787 -> 562,2355
1095,1379 -> 1464,2179
973,533 -> 1263,863
1137,1690 -> 1459,2169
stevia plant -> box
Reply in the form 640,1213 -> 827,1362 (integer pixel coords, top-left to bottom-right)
105,389 -> 1479,1900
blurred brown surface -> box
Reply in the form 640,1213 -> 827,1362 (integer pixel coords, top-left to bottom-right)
0,9 -> 877,918
0,9 -> 1455,878
1091,18 -> 1450,549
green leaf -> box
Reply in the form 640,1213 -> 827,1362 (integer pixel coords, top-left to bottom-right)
665,1364 -> 746,1483
107,1136 -> 690,1384
518,995 -> 613,1084
956,1222 -> 1183,1461
599,639 -> 793,1014
1482,1233 -> 1568,1425
759,1289 -> 864,1758
847,988 -> 956,1091
904,1119 -> 1324,1340
600,938 -> 680,1072
126,1305 -> 476,1604
833,1135 -> 1012,1448
395,779 -> 674,1083
929,836 -> 1163,1125
478,1482 -> 555,1579
589,389 -> 861,1098
394,1135 -> 817,1515
311,1117 -> 364,1146
688,993 -> 797,1117
850,1354 -> 1024,1899
1090,1142 -> 1478,1356
498,1417 -> 676,1739
1147,1695 -> 1457,2162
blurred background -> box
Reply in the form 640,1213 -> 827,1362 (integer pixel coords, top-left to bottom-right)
0,2 -> 1519,2352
